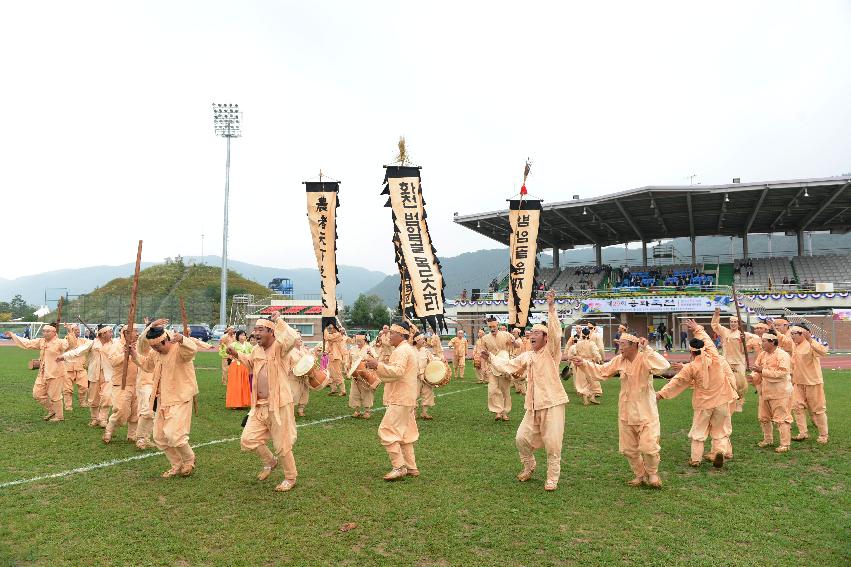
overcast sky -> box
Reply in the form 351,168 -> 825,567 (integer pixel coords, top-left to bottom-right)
2,1 -> 849,281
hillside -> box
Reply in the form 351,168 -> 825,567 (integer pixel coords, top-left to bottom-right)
55,261 -> 270,325
1,256 -> 388,306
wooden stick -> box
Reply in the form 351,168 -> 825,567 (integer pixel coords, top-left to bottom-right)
55,296 -> 64,328
75,316 -> 97,338
121,240 -> 143,390
180,297 -> 198,415
179,297 -> 190,336
732,282 -> 750,372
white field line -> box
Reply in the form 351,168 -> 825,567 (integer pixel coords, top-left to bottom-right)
0,385 -> 481,490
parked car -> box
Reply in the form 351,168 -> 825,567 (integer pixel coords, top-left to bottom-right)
168,323 -> 212,342
211,324 -> 227,341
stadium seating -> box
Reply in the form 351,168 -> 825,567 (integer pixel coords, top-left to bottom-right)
792,254 -> 851,286
734,257 -> 795,288
537,267 -> 560,287
550,265 -> 607,291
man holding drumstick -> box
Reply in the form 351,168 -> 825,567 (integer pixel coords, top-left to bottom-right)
365,322 -> 420,481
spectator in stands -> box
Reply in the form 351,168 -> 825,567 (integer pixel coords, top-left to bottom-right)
680,328 -> 688,350
460,289 -> 468,301
568,285 -> 574,293
783,277 -> 789,285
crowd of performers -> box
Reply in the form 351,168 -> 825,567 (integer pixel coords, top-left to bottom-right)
4,294 -> 831,492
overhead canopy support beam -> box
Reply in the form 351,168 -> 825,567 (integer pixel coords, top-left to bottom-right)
648,192 -> 670,237
586,206 -> 622,240
770,188 -> 806,231
615,199 -> 644,241
799,182 -> 851,231
744,187 -> 769,233
551,209 -> 603,245
716,198 -> 728,232
685,193 -> 695,240
822,206 -> 850,227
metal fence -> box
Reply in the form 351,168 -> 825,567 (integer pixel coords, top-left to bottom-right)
58,294 -> 218,326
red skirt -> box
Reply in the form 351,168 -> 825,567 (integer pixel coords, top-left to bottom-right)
225,361 -> 251,409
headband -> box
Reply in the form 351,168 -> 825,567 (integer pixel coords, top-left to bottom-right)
754,323 -> 769,330
97,326 -> 111,335
531,323 -> 548,334
389,324 -> 410,336
762,333 -> 778,340
790,326 -> 806,333
42,325 -> 56,332
619,333 -> 641,343
414,334 -> 426,343
255,319 -> 276,330
773,319 -> 789,325
147,330 -> 172,346
354,334 -> 366,341
729,316 -> 739,322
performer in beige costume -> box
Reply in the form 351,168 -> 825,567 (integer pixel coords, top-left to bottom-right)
711,308 -> 757,412
102,326 -> 142,444
509,328 -> 527,395
657,320 -> 738,468
472,329 -> 487,383
481,317 -> 520,421
220,326 -> 236,385
414,334 -> 436,420
77,326 -> 120,427
6,323 -> 77,422
484,290 -> 568,491
62,326 -> 89,410
565,328 -> 602,405
376,325 -> 394,364
324,324 -> 347,396
770,318 -> 794,353
365,322 -> 420,481
348,335 -> 377,419
749,333 -> 793,453
447,330 -> 468,379
574,333 -> 670,488
286,336 -> 311,418
134,324 -> 199,478
789,325 -> 829,444
228,315 -> 300,491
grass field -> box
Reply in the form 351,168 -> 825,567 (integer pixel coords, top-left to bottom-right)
0,347 -> 847,566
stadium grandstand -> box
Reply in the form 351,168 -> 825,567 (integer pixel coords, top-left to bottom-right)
449,175 -> 851,350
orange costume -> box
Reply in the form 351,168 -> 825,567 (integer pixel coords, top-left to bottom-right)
488,301 -> 568,490
234,318 -> 300,491
9,326 -> 77,422
324,326 -> 347,396
375,336 -> 420,477
751,336 -> 793,452
789,328 -> 829,443
583,337 -> 670,487
658,325 -> 738,465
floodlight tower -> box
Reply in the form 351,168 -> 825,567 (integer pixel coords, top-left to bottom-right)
212,103 -> 242,326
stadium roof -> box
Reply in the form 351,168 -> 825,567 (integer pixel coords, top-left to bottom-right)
454,175 -> 851,249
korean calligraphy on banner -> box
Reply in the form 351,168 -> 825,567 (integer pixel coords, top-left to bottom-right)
305,181 -> 340,328
383,165 -> 446,332
582,295 -> 732,313
507,199 -> 542,329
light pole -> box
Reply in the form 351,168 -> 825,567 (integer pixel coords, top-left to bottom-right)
212,103 -> 241,326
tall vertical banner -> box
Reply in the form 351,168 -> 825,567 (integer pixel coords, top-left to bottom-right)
507,199 -> 542,329
383,165 -> 446,332
305,181 -> 340,330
